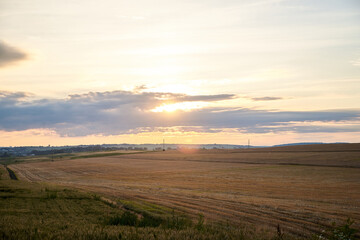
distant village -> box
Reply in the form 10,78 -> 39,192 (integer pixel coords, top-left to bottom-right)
0,143 -> 250,157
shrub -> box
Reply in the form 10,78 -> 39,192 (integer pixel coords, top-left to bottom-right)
164,210 -> 192,230
195,214 -> 205,231
92,194 -> 101,201
328,218 -> 357,240
314,218 -> 357,240
47,192 -> 57,199
138,213 -> 163,228
107,211 -> 138,226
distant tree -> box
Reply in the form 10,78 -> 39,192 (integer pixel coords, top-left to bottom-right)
0,152 -> 11,158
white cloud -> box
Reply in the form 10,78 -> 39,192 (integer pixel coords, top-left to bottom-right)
350,58 -> 360,67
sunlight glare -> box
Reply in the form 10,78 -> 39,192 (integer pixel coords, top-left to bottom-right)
151,102 -> 207,112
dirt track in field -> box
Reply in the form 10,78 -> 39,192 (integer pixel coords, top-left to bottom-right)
11,143 -> 360,235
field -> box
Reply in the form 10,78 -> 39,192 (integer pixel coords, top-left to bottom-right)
0,165 -> 275,240
3,143 -> 360,239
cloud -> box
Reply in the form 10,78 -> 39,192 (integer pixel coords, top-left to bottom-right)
250,96 -> 283,101
0,41 -> 27,67
350,58 -> 360,67
0,90 -> 359,136
171,93 -> 236,102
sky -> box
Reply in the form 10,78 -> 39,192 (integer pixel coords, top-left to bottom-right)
0,0 -> 360,146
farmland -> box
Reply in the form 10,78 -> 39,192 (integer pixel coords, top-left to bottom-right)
0,165 -> 271,240
3,143 -> 360,238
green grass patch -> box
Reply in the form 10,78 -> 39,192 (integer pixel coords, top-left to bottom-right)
0,153 -> 76,165
118,199 -> 173,217
106,209 -> 191,230
107,211 -> 139,226
0,151 -> 147,166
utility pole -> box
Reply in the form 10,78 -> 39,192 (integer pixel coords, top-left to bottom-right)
50,144 -> 54,162
163,138 -> 165,151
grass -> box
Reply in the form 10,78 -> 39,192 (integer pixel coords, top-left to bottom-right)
117,200 -> 193,229
119,199 -> 174,217
0,153 -> 75,165
0,171 -> 121,237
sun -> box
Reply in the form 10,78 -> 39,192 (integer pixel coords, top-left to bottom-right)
151,102 -> 207,112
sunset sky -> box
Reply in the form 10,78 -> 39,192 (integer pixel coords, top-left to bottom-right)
1,0 -> 360,146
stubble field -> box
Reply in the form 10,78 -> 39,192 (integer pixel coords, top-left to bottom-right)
10,143 -> 360,237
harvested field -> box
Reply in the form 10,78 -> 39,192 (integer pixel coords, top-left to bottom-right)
10,143 -> 360,237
